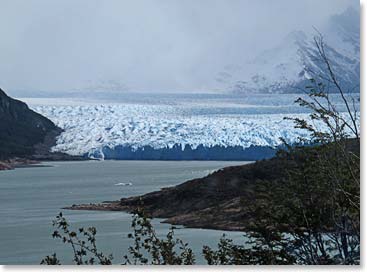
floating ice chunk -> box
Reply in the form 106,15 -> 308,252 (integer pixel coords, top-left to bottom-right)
115,182 -> 133,186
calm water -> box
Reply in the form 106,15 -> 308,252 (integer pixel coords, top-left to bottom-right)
0,160 -> 249,264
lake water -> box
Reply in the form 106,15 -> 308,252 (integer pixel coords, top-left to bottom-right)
0,160 -> 249,264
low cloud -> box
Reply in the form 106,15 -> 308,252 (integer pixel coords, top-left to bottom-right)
0,0 -> 357,95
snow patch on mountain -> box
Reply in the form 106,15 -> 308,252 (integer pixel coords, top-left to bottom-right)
216,7 -> 359,94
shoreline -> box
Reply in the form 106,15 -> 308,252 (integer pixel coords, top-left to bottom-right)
0,154 -> 88,171
64,201 -> 246,232
0,158 -> 42,171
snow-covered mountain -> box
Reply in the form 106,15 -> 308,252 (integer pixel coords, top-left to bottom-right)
216,7 -> 360,94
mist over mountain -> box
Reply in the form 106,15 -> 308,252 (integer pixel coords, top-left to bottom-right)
218,7 -> 360,94
0,0 -> 357,97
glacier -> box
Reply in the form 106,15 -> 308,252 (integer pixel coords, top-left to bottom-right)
27,91 -> 359,160
28,93 -> 341,160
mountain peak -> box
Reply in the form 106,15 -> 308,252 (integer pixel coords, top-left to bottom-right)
329,6 -> 359,35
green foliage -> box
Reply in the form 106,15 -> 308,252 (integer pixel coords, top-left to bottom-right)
244,141 -> 360,264
123,208 -> 195,265
40,253 -> 61,265
203,234 -> 295,265
40,213 -> 113,265
42,210 -> 195,265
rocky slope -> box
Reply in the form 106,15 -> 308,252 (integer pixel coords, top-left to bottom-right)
66,153 -> 293,231
0,88 -> 77,161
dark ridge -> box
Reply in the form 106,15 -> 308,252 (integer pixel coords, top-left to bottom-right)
0,88 -> 83,161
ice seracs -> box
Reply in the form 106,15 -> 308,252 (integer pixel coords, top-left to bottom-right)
28,91 -> 359,161
30,98 -> 308,160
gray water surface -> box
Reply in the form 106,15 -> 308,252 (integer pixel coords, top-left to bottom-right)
0,160 -> 249,264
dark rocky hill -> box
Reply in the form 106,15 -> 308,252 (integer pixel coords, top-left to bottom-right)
0,88 -> 62,159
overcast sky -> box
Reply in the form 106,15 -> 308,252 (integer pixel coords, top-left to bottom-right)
0,0 -> 357,96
